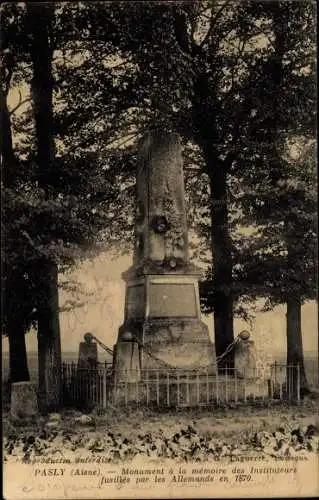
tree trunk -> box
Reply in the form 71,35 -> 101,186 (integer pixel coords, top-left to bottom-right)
27,3 -> 62,410
286,296 -> 309,397
27,2 -> 55,185
270,3 -> 310,397
206,153 -> 234,369
8,321 -> 30,383
0,87 -> 16,188
1,77 -> 31,388
191,65 -> 235,369
37,259 -> 62,410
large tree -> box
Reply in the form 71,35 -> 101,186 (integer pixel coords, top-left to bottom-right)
231,1 -> 316,393
3,1 -> 316,390
234,139 -> 317,394
53,1 -> 273,367
1,2 -> 133,399
25,3 -> 63,408
1,3 -> 34,383
49,1 -> 316,370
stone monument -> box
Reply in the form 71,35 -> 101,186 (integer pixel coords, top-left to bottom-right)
113,131 -> 216,380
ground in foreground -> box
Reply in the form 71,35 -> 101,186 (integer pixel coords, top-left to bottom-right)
3,400 -> 319,464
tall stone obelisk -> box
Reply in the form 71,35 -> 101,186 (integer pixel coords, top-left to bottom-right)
113,131 -> 216,379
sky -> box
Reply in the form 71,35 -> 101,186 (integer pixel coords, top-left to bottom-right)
2,251 -> 318,361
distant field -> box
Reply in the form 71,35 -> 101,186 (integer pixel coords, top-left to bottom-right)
2,351 -> 318,388
2,351 -> 112,383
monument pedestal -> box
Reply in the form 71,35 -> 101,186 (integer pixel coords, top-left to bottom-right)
115,272 -> 216,378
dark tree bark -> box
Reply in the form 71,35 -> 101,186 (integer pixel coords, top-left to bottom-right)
191,65 -> 235,370
285,232 -> 309,396
0,88 -> 16,188
286,295 -> 309,396
8,321 -> 30,383
170,11 -> 236,370
200,139 -> 234,369
269,2 -> 310,397
27,2 -> 62,409
27,3 -> 55,185
208,157 -> 234,369
37,259 -> 62,409
1,70 -> 31,384
5,277 -> 32,384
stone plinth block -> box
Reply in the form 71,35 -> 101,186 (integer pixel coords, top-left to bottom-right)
117,305 -> 216,373
113,342 -> 141,382
141,318 -> 216,373
10,381 -> 39,422
142,341 -> 216,372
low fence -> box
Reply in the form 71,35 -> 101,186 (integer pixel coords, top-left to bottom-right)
269,362 -> 301,401
61,362 -> 301,409
62,362 -> 113,408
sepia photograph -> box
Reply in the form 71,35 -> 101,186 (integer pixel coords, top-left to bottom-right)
1,1 -> 318,498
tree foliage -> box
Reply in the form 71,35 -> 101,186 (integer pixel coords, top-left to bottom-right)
1,1 -> 317,386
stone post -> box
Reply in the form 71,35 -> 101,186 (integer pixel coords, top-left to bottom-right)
10,382 -> 39,423
78,332 -> 98,369
234,331 -> 257,379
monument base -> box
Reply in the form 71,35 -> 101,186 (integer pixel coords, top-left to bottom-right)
115,317 -> 216,375
142,317 -> 216,372
113,341 -> 141,382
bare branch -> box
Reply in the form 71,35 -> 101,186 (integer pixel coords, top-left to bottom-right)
106,131 -> 142,150
21,230 -> 47,257
246,27 -> 276,51
9,91 -> 32,116
105,57 -> 134,70
172,7 -> 192,57
230,38 -> 248,91
2,65 -> 13,96
199,0 -> 232,49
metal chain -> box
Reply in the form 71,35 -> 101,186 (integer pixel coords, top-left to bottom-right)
91,332 -> 241,369
90,334 -> 114,356
131,334 -> 241,370
215,336 -> 240,363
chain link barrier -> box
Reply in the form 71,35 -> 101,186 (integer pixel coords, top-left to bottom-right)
90,332 -> 241,371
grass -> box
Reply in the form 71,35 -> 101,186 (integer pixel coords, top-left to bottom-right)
88,400 -> 319,438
